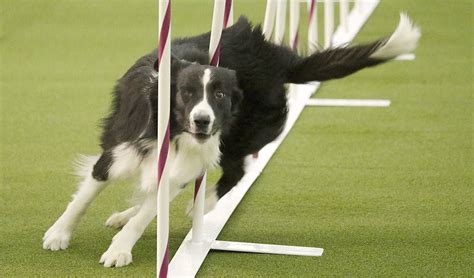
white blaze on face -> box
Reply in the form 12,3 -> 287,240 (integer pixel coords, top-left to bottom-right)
190,68 -> 215,133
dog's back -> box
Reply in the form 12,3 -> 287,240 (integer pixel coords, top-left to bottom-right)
173,17 -> 297,93
175,16 -> 420,87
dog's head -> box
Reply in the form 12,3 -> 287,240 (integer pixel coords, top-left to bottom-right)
167,57 -> 242,143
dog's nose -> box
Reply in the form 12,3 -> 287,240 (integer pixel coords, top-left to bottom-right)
194,114 -> 211,129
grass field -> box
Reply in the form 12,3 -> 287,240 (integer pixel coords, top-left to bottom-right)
1,0 -> 472,276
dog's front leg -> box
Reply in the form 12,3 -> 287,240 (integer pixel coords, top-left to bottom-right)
105,205 -> 140,229
43,169 -> 107,251
99,193 -> 156,268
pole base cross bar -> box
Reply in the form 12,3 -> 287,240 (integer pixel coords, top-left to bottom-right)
306,98 -> 391,107
211,240 -> 324,256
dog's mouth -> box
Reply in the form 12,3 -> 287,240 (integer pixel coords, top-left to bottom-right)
185,130 -> 212,142
191,132 -> 211,140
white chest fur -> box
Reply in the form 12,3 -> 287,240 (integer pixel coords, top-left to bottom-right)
168,133 -> 221,199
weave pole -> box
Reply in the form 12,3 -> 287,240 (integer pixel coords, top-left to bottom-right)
288,0 -> 300,97
252,0 -> 277,160
324,0 -> 334,48
340,0 -> 349,32
263,0 -> 277,41
355,0 -> 364,13
209,0 -> 231,66
307,0 -> 318,54
157,0 -> 171,277
226,0 -> 234,26
289,0 -> 300,52
273,0 -> 287,45
192,0 -> 232,243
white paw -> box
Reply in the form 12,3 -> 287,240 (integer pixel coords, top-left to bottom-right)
105,212 -> 129,229
43,223 -> 71,251
100,248 -> 133,268
186,189 -> 219,217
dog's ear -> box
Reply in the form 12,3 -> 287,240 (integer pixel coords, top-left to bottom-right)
171,55 -> 185,76
153,55 -> 190,76
231,86 -> 243,115
227,69 -> 243,115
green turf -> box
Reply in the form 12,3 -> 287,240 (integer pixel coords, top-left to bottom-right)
1,0 -> 472,276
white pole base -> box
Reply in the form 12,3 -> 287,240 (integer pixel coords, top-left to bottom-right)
306,98 -> 391,107
211,240 -> 324,256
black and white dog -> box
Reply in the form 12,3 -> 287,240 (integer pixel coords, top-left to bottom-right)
43,15 -> 420,267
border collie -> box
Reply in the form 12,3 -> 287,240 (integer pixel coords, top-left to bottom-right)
43,15 -> 420,267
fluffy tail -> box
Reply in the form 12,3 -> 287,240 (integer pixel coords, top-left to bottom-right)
73,154 -> 100,178
287,13 -> 421,83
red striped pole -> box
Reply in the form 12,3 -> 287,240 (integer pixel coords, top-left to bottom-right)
263,0 -> 277,41
289,0 -> 300,52
288,1 -> 299,103
324,0 -> 334,48
308,0 -> 318,53
273,0 -> 287,45
340,0 -> 349,33
192,0 -> 232,242
157,0 -> 171,277
209,0 -> 232,67
254,0 -> 284,159
223,0 -> 233,28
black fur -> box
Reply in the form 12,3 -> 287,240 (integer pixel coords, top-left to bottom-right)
96,17 -> 397,199
171,17 -> 390,198
287,39 -> 387,82
176,63 -> 242,140
92,151 -> 113,181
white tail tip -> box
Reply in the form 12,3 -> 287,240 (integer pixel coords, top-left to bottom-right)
370,13 -> 421,60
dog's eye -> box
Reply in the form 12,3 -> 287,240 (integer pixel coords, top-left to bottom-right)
215,90 -> 225,99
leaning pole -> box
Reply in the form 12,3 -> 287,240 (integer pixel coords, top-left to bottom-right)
157,0 -> 171,277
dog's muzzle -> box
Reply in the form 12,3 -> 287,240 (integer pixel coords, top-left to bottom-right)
189,112 -> 213,141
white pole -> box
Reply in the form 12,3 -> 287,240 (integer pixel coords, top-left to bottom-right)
289,0 -> 300,53
157,0 -> 171,276
192,0 -> 228,243
227,0 -> 234,27
208,0 -> 227,66
340,0 -> 349,32
192,173 -> 207,242
274,0 -> 287,45
307,0 -> 318,53
324,0 -> 334,48
263,0 -> 277,41
306,98 -> 391,107
355,0 -> 364,13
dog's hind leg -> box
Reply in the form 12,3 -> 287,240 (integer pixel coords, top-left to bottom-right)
42,153 -> 111,251
99,147 -> 158,267
43,143 -> 142,251
105,205 -> 140,229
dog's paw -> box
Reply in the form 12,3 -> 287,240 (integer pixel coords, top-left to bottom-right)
186,189 -> 219,217
42,224 -> 71,251
100,248 -> 133,268
105,212 -> 129,229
